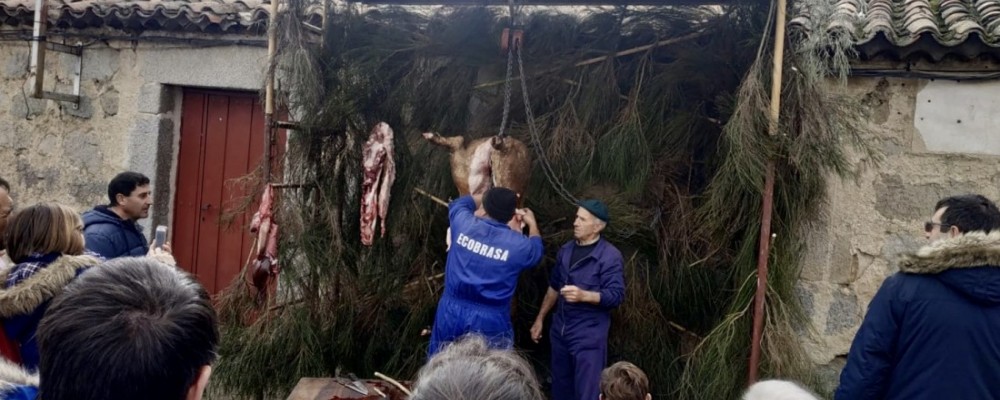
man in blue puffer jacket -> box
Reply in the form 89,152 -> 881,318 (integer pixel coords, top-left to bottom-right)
836,194 -> 1000,400
81,172 -> 158,259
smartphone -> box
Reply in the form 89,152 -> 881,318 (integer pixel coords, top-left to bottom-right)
154,225 -> 168,249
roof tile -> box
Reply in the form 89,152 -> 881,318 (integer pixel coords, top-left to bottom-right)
0,0 -> 322,33
792,0 -> 1000,61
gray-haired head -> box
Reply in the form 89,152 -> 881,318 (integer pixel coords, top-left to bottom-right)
742,380 -> 819,400
410,335 -> 544,400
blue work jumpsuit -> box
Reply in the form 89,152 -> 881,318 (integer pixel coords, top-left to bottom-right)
428,195 -> 544,356
548,238 -> 625,400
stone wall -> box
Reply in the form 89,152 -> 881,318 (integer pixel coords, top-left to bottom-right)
0,30 -> 266,237
800,72 -> 1000,393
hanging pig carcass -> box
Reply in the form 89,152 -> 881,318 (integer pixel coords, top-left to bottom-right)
421,132 -> 531,199
423,132 -> 532,250
360,122 -> 397,246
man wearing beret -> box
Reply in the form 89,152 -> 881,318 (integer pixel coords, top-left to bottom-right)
428,187 -> 544,357
531,199 -> 625,400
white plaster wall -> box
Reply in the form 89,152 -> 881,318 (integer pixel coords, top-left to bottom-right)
914,79 -> 1000,156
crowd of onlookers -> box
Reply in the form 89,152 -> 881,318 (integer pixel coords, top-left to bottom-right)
1,166 -> 998,400
0,170 -> 823,400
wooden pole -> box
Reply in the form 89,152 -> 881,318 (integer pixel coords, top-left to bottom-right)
473,31 -> 705,89
747,0 -> 787,385
374,372 -> 412,396
414,187 -> 448,207
263,0 -> 279,183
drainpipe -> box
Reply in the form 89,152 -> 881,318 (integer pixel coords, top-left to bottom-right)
748,0 -> 787,386
28,0 -> 47,98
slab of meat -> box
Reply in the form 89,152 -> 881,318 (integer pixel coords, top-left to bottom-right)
467,140 -> 494,196
361,122 -> 397,246
249,184 -> 279,299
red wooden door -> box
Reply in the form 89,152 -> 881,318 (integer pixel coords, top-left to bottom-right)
174,89 -> 279,294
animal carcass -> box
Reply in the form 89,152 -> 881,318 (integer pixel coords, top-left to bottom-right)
360,122 -> 397,246
423,132 -> 532,250
249,184 -> 279,301
421,132 -> 531,199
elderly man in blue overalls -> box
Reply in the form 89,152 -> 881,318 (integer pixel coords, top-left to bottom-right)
428,187 -> 544,357
531,199 -> 625,400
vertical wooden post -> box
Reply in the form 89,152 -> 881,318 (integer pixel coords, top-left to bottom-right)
263,0 -> 279,182
748,0 -> 787,385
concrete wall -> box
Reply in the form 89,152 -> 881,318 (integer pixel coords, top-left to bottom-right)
800,72 -> 1000,392
0,32 -> 266,237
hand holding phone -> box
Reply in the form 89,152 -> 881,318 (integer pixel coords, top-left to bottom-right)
154,225 -> 168,249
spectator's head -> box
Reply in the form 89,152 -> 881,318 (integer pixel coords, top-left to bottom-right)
0,177 -> 13,250
600,361 -> 651,400
742,380 -> 819,400
574,199 -> 609,243
107,171 -> 152,220
37,258 -> 219,400
481,187 -> 518,223
4,203 -> 84,263
926,194 -> 1000,242
410,335 -> 544,400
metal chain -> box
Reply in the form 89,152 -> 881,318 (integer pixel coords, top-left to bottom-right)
516,42 -> 579,206
497,0 -> 520,139
497,41 -> 514,139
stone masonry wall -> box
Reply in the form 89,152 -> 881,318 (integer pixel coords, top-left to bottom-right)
0,30 -> 266,237
800,73 -> 1000,393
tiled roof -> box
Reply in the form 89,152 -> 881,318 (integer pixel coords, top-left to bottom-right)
0,0 -> 323,33
791,0 -> 1000,61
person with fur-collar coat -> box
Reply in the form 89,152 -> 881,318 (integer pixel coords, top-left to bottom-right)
0,358 -> 38,400
0,204 -> 100,370
836,194 -> 1000,400
0,358 -> 36,400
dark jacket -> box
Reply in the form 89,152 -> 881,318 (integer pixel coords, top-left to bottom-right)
836,231 -> 1000,400
0,254 -> 100,370
548,237 -> 625,346
82,206 -> 148,259
0,358 -> 36,400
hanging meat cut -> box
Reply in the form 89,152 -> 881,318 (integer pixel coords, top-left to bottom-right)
249,184 -> 279,300
360,122 -> 397,246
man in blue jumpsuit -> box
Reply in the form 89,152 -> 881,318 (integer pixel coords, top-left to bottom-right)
428,187 -> 544,356
531,199 -> 625,400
